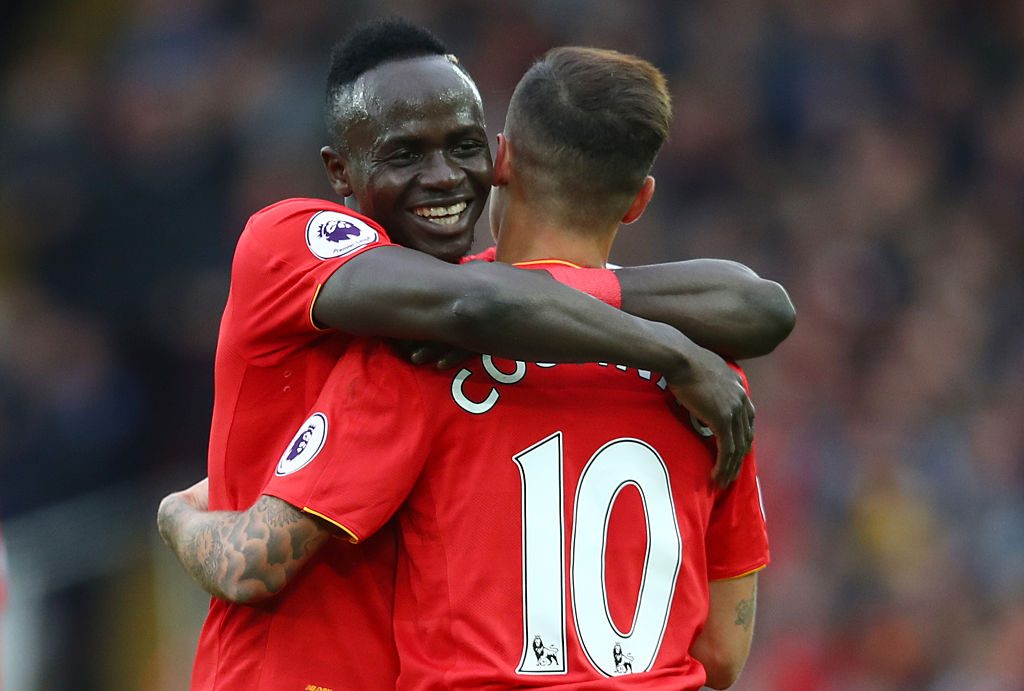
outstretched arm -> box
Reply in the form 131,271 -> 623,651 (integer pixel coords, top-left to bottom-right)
315,245 -> 706,367
617,259 -> 795,361
157,480 -> 328,604
317,246 -> 754,481
690,573 -> 759,689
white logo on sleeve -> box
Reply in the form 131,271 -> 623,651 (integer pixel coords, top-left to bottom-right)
305,211 -> 379,260
275,412 -> 328,476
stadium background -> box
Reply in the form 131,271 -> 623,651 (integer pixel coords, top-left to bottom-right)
1,0 -> 1022,689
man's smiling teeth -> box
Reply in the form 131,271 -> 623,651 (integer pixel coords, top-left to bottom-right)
413,201 -> 467,225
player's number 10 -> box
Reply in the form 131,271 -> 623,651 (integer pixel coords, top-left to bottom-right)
513,432 -> 682,677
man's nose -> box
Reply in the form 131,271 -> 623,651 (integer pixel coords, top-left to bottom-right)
419,150 -> 463,190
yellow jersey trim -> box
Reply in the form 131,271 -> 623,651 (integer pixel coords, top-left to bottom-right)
513,258 -> 585,269
712,564 -> 767,582
302,507 -> 360,544
309,283 -> 329,331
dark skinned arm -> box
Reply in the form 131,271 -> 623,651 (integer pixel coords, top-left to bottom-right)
319,245 -> 753,483
616,259 -> 795,361
405,258 -> 794,364
314,244 -> 688,363
155,259 -> 774,601
315,245 -> 752,482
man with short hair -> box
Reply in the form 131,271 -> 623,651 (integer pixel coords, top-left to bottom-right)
163,41 -> 775,689
174,18 -> 791,688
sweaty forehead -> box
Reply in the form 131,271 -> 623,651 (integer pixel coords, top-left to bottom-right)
357,55 -> 484,124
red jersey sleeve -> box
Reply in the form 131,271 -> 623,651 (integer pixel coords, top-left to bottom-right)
510,257 -> 623,308
226,198 -> 391,363
462,249 -> 622,307
542,265 -> 622,308
705,442 -> 769,580
261,340 -> 431,542
705,365 -> 770,580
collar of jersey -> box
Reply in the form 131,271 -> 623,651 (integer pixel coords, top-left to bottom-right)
512,258 -> 585,269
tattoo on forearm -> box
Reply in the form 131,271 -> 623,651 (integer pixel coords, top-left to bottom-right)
198,529 -> 223,580
170,495 -> 327,601
734,580 -> 757,631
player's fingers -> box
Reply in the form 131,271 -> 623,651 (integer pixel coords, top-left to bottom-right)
411,343 -> 447,365
714,417 -> 739,488
711,419 -> 736,486
715,395 -> 751,488
743,395 -> 756,450
737,395 -> 753,457
736,390 -> 756,474
724,407 -> 749,486
393,340 -> 421,361
436,348 -> 473,369
410,347 -> 433,364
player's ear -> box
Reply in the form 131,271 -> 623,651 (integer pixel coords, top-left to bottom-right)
321,146 -> 354,198
492,134 -> 511,187
622,176 -> 656,225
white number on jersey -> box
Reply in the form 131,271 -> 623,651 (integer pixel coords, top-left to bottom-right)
514,433 -> 682,677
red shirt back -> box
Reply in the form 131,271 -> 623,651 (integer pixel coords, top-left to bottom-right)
265,316 -> 770,688
194,198 -> 398,691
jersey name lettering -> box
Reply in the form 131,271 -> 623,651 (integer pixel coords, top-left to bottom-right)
451,357 -> 668,415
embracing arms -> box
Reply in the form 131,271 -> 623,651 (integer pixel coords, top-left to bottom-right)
157,249 -> 786,603
317,246 -> 758,478
616,259 -> 794,361
157,481 -> 763,676
157,480 -> 328,604
318,248 -> 794,363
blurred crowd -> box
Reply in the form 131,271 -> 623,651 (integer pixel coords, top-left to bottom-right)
1,0 -> 1022,689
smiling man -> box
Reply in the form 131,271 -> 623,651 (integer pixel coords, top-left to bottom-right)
163,44 -> 773,690
321,52 -> 490,263
162,19 -> 792,691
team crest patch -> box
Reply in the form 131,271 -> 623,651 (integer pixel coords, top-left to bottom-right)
276,412 -> 328,476
305,211 -> 379,260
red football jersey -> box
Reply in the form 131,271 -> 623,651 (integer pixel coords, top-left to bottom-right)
193,198 -> 399,691
464,250 -> 623,309
265,306 -> 769,688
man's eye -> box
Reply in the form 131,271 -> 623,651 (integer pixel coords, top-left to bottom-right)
452,141 -> 485,156
390,150 -> 420,164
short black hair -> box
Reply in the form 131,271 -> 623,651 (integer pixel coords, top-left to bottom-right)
506,47 -> 671,226
513,48 -> 669,168
327,18 -> 449,92
325,18 -> 450,145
